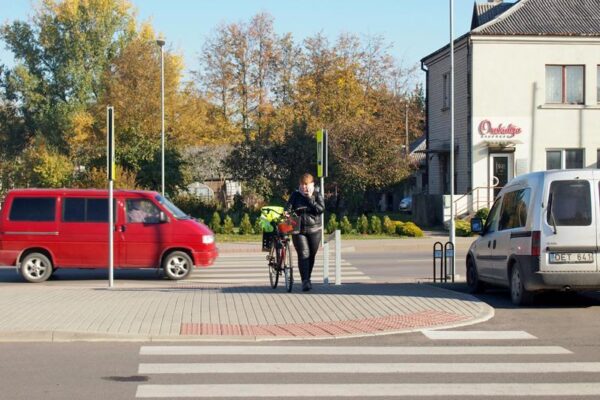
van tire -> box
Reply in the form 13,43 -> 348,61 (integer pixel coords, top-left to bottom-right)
466,257 -> 485,294
163,251 -> 193,280
20,252 -> 53,283
510,263 -> 534,306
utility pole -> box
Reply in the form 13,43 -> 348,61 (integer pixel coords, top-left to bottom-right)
156,38 -> 166,197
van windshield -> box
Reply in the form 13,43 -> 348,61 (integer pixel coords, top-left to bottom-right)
547,180 -> 591,226
155,195 -> 189,220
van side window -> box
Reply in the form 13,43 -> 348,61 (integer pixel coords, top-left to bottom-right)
548,180 -> 591,226
499,189 -> 531,231
63,198 -> 115,222
126,199 -> 161,224
483,198 -> 502,234
9,197 -> 56,221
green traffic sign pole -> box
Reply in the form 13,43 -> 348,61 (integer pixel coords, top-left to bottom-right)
317,129 -> 327,283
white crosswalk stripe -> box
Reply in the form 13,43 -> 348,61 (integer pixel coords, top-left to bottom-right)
185,252 -> 371,284
135,342 -> 588,398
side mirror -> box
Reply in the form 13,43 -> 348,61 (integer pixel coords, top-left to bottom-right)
159,211 -> 169,223
471,217 -> 483,235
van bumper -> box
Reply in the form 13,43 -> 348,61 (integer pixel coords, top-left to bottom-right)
521,258 -> 600,291
192,248 -> 218,267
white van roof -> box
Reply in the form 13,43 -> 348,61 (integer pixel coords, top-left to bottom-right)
500,169 -> 598,195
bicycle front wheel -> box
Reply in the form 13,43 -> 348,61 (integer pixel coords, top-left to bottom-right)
268,245 -> 279,289
284,241 -> 293,293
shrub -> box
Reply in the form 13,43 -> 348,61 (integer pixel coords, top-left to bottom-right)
369,215 -> 382,234
327,214 -> 339,234
475,207 -> 489,221
397,221 -> 424,237
238,213 -> 253,235
383,216 -> 396,235
172,193 -> 219,222
340,216 -> 353,234
455,219 -> 472,237
356,214 -> 369,234
253,216 -> 262,234
222,215 -> 235,234
209,212 -> 222,234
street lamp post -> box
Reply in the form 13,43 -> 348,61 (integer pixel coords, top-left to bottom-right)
449,0 -> 456,279
156,38 -> 166,197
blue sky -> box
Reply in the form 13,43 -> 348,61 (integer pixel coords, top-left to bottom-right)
1,0 -> 476,76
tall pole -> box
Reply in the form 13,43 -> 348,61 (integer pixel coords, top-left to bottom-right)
449,0 -> 456,279
157,38 -> 166,197
107,107 -> 115,288
405,102 -> 409,156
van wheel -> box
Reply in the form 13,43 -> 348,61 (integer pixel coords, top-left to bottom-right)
21,252 -> 53,283
510,264 -> 534,306
466,257 -> 485,294
163,251 -> 193,280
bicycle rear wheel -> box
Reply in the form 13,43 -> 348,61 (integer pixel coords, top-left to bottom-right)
268,245 -> 279,289
283,241 -> 293,292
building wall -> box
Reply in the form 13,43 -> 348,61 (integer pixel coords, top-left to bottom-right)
425,39 -> 472,195
471,36 -> 600,191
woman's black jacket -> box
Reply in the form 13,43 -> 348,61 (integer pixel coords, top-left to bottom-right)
286,189 -> 325,234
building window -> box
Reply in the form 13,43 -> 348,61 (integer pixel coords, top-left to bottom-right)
545,65 -> 584,104
546,149 -> 584,170
442,72 -> 450,109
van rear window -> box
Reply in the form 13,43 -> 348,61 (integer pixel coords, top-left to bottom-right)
548,180 -> 591,226
9,197 -> 56,222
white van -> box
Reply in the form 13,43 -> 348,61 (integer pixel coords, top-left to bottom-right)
468,170 -> 600,305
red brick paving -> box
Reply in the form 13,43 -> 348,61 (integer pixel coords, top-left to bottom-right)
180,310 -> 468,337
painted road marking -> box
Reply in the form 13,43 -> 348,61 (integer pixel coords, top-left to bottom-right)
136,383 -> 600,398
140,345 -> 571,356
423,330 -> 537,340
139,361 -> 600,374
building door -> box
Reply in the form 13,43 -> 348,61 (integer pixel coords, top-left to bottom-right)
490,154 -> 513,198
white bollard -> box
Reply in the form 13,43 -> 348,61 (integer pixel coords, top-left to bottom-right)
335,229 -> 341,285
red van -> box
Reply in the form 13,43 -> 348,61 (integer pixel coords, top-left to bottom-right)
0,189 -> 217,282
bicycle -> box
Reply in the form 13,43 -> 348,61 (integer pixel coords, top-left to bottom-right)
260,206 -> 303,293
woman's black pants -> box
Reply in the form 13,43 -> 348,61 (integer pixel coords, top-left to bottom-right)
292,230 -> 322,283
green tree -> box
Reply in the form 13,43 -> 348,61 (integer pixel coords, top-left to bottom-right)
340,216 -> 353,234
356,214 -> 369,234
326,214 -> 339,234
222,215 -> 235,234
369,215 -> 382,234
238,213 -> 253,235
209,212 -> 222,233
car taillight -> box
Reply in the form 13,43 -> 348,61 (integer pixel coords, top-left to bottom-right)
531,231 -> 541,257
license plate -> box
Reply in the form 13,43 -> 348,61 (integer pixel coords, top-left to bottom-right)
549,252 -> 594,264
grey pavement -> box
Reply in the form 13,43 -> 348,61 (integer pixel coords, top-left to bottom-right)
0,237 -> 491,342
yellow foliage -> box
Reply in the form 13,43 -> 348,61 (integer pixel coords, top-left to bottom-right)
79,166 -> 140,189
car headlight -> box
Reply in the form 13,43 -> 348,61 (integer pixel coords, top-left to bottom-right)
202,234 -> 215,245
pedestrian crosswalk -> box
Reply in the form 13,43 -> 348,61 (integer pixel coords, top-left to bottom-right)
185,252 -> 371,284
134,331 -> 599,398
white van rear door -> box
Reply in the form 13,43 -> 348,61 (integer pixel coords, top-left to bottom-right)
541,174 -> 596,273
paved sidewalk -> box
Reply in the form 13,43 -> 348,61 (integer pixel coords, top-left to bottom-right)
0,281 -> 493,342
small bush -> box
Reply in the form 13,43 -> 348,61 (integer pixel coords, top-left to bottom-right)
222,215 -> 235,234
475,207 -> 490,221
455,220 -> 472,237
238,213 -> 253,235
340,216 -> 353,234
356,214 -> 369,234
397,221 -> 424,237
327,214 -> 339,234
370,215 -> 382,234
253,216 -> 262,234
209,212 -> 222,234
383,216 -> 396,235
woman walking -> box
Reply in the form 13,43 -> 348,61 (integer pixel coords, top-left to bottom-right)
286,173 -> 325,292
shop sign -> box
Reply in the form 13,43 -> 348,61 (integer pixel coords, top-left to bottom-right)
478,119 -> 522,140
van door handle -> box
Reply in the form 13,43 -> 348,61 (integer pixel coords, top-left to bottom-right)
487,241 -> 491,248
115,225 -> 126,232
493,240 -> 497,249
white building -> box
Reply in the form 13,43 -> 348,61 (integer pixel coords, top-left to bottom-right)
421,0 -> 600,219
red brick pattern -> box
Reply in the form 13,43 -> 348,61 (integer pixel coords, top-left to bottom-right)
180,310 -> 468,337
